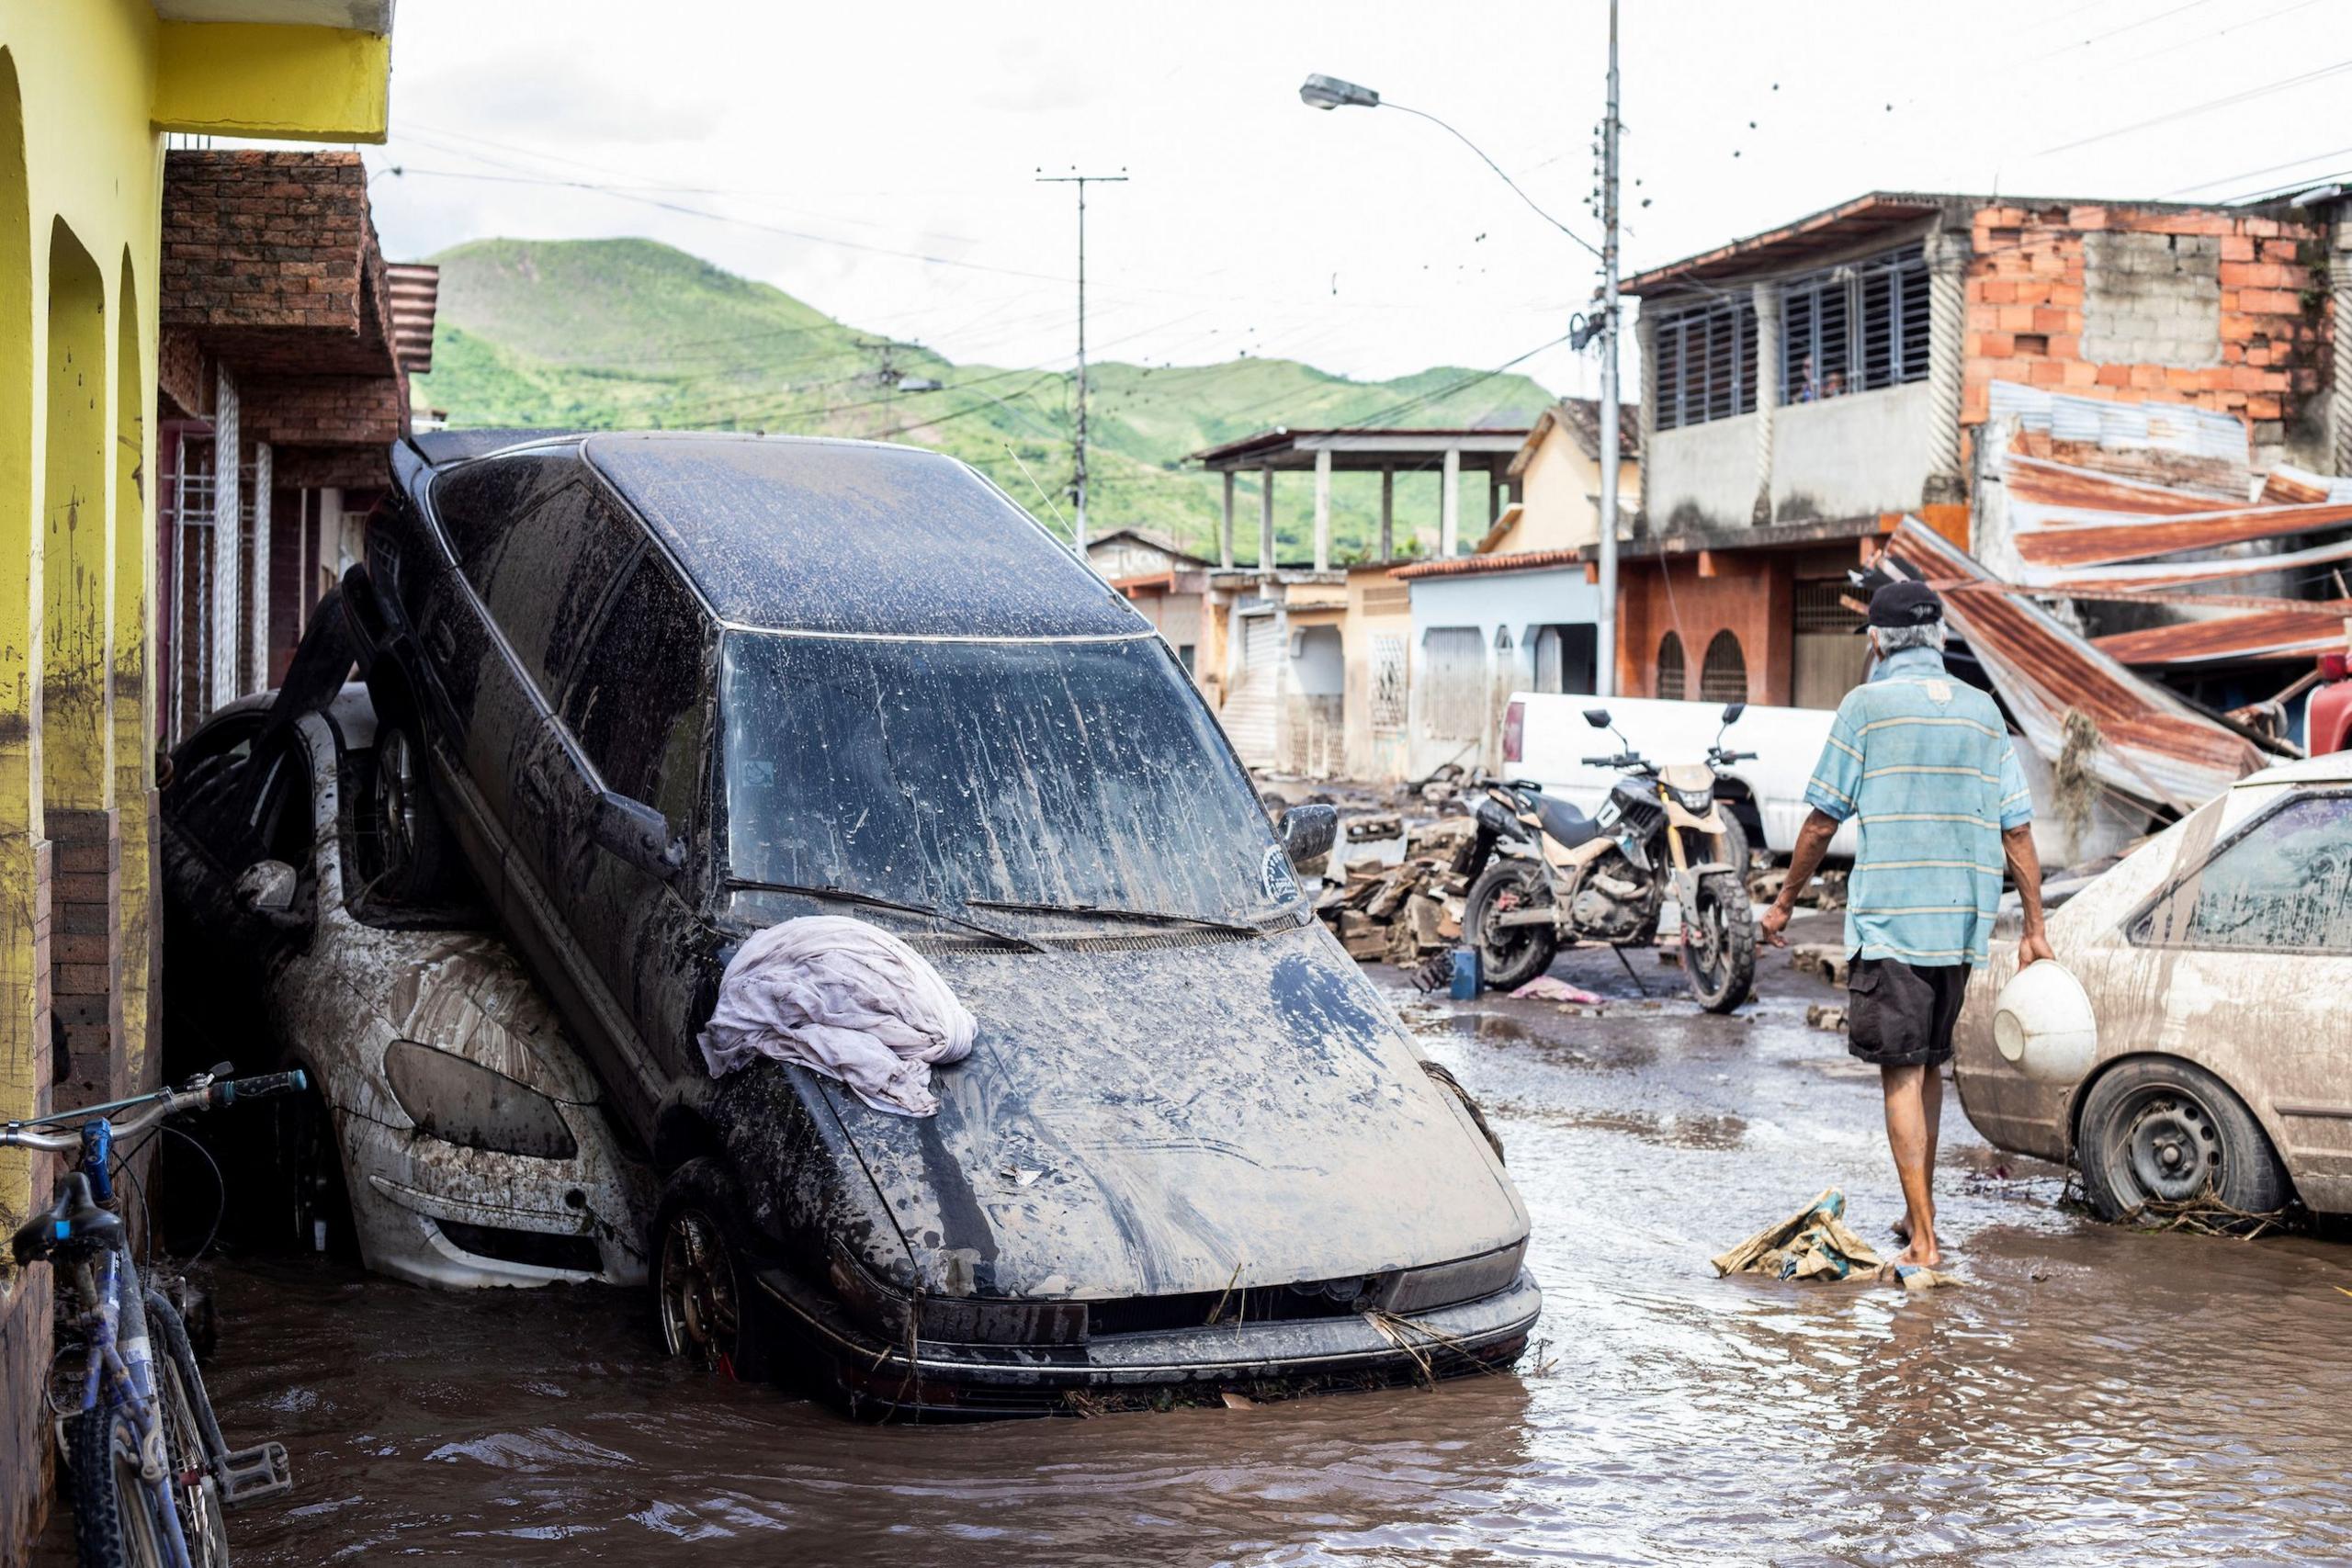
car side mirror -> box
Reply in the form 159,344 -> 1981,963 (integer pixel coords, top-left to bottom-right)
590,790 -> 684,881
1277,803 -> 1338,869
235,859 -> 309,931
1721,701 -> 1746,725
1583,707 -> 1612,729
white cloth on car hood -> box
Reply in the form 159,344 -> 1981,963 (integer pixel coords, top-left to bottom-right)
697,916 -> 978,1117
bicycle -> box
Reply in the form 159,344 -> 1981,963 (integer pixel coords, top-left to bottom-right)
6,1068 -> 306,1567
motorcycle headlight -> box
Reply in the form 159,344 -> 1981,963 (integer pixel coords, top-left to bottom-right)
1672,786 -> 1716,815
383,1039 -> 579,1160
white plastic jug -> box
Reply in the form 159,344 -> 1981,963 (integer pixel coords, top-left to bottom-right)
1992,959 -> 2098,1085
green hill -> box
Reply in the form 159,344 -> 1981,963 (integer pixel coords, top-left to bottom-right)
410,237 -> 1557,560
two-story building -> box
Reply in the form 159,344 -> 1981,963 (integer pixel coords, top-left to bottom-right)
1612,190 -> 2345,707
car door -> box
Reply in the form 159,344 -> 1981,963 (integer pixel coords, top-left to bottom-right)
508,548 -> 717,1130
411,454 -> 582,907
2122,784 -> 2352,1210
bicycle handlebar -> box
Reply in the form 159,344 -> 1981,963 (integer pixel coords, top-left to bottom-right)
0,1069 -> 309,1154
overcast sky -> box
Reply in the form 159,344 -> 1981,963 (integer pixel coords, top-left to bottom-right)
361,0 -> 2352,400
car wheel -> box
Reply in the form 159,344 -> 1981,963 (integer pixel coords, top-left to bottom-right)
653,1158 -> 776,1382
371,722 -> 454,902
285,1077 -> 357,1260
1465,860 -> 1558,992
2076,1057 -> 2291,1226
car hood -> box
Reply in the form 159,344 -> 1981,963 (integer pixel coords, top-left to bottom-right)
811,921 -> 1528,1303
354,931 -> 605,1106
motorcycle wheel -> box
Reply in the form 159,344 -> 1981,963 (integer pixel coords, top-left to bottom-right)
1465,860 -> 1559,993
1683,869 -> 1756,1013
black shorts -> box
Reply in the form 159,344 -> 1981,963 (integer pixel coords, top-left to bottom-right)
1847,956 -> 1971,1068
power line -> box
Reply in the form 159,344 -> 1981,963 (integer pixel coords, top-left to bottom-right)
2038,57 -> 2352,155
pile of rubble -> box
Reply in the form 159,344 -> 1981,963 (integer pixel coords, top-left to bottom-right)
1317,818 -> 1477,965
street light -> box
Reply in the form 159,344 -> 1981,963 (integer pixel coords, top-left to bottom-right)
1296,38 -> 1623,697
1299,73 -> 1379,111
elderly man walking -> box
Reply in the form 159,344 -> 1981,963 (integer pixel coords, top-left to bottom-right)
1759,580 -> 2052,1269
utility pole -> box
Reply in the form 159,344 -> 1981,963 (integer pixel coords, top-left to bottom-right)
1035,167 -> 1125,553
1595,0 -> 1623,698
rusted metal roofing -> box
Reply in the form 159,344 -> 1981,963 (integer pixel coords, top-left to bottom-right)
2259,463 -> 2352,504
2093,605 -> 2352,666
1884,518 -> 2267,813
1621,192 -> 1950,295
2025,533 -> 2352,593
2010,498 -> 2352,570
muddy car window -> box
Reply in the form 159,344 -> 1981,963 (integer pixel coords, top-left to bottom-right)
562,554 -> 706,817
719,631 -> 1285,919
458,473 -> 644,693
2132,792 -> 2352,953
432,453 -> 573,571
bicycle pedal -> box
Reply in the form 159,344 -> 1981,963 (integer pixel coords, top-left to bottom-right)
217,1439 -> 293,1508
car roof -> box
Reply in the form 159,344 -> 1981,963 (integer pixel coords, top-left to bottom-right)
2233,749 -> 2352,789
577,432 -> 1147,638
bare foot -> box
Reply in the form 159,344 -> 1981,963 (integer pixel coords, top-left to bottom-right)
1889,1238 -> 1941,1269
1891,1215 -> 1912,1245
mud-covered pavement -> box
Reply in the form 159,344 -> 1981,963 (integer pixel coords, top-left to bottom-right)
114,921 -> 2352,1564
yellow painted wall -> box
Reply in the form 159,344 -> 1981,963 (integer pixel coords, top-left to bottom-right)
153,21 -> 391,143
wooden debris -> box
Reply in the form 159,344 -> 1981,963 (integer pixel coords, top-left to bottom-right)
1314,823 -> 1475,966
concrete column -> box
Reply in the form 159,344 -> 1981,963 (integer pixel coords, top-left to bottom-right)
1751,280 -> 1781,525
1378,468 -> 1395,561
1488,468 -> 1502,527
1312,448 -> 1331,571
1441,447 -> 1461,556
1923,223 -> 1973,505
1258,466 -> 1275,572
1634,307 -> 1659,467
209,366 -> 239,716
1220,470 -> 1236,569
2332,214 -> 2352,476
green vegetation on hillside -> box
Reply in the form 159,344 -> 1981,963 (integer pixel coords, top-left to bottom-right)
411,237 -> 1557,560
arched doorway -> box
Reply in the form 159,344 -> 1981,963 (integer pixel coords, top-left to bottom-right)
1700,629 -> 1748,704
1657,630 -> 1687,701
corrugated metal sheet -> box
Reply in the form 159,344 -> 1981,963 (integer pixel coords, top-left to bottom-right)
1987,381 -> 2250,472
2022,532 -> 2352,592
1884,518 -> 2267,814
2010,498 -> 2352,570
2093,605 -> 2352,666
2258,463 -> 2352,504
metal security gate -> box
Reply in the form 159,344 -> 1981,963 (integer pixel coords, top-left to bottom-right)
1222,613 -> 1281,769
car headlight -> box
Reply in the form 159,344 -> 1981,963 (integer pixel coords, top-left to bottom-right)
383,1039 -> 579,1160
1381,1241 -> 1527,1314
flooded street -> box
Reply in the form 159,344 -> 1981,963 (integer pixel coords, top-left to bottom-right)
141,928 -> 2352,1564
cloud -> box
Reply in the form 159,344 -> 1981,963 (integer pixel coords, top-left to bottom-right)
402,58 -> 722,144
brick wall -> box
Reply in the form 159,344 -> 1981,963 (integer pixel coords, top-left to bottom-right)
1962,202 -> 2326,446
163,151 -> 371,337
239,373 -> 405,448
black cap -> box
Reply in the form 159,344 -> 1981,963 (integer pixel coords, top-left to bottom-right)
1867,579 -> 1943,628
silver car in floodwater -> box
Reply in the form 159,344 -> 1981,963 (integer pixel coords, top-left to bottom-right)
161,686 -> 650,1288
1954,751 -> 2352,1222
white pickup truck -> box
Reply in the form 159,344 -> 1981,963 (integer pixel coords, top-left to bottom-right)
1499,692 -> 1859,859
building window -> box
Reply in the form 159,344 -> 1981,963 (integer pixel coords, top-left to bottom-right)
1782,244 -> 1930,403
1700,629 -> 1748,704
1176,643 -> 1196,672
1657,630 -> 1687,701
1370,633 -> 1408,734
1651,296 -> 1758,432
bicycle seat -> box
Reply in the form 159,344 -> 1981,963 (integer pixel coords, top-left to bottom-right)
9,1171 -> 121,1264
1533,795 -> 1602,850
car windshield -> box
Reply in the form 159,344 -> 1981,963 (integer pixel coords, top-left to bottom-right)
719,631 -> 1290,922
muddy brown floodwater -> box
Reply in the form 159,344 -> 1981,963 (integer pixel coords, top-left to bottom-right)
86,931 -> 2352,1565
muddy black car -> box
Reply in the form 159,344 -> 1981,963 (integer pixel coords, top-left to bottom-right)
345,429 -> 1537,1415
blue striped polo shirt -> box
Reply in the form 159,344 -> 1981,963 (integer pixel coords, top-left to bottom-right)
1803,646 -> 2033,967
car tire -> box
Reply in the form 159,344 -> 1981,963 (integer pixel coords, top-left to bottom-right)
2076,1057 -> 2291,1227
370,720 -> 456,903
653,1157 -> 778,1382
1465,860 -> 1558,993
284,1075 -> 358,1261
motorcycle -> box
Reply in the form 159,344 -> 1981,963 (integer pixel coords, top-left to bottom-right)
1456,702 -> 1758,1012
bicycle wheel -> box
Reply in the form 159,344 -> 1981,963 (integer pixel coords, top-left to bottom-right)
156,1352 -> 231,1566
69,1403 -> 175,1568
